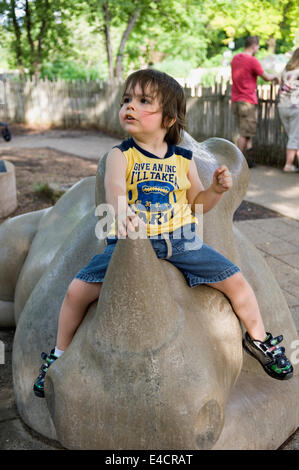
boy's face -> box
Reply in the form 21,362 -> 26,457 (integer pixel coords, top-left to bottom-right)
119,82 -> 166,141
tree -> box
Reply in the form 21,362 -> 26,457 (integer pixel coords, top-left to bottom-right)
207,0 -> 299,54
1,0 -> 297,80
0,0 -> 75,75
84,0 -> 142,80
84,0 -> 208,80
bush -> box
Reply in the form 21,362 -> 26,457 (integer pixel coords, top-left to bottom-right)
32,182 -> 65,203
154,59 -> 194,78
40,59 -> 104,81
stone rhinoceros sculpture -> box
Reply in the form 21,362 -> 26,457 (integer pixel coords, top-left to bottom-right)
0,132 -> 298,450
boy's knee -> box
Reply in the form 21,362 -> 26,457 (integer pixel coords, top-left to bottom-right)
231,273 -> 255,302
65,279 -> 102,306
233,271 -> 246,284
65,279 -> 84,303
221,272 -> 251,298
233,272 -> 250,289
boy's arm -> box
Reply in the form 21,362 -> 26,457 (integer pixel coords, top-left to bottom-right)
187,158 -> 232,214
104,147 -> 139,236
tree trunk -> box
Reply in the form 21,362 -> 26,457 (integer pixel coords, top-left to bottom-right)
37,14 -> 48,72
279,0 -> 292,39
114,9 -> 141,79
25,0 -> 36,74
9,0 -> 23,70
25,0 -> 34,55
267,36 -> 276,54
34,0 -> 50,77
102,2 -> 114,81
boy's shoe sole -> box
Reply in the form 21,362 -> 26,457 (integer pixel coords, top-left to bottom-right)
242,334 -> 293,381
33,386 -> 45,398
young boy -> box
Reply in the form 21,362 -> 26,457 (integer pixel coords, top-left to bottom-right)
33,69 -> 293,398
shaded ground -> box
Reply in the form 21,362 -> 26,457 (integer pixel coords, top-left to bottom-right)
233,200 -> 282,222
0,146 -> 97,224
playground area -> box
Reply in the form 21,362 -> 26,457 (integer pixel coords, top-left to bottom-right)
0,127 -> 298,450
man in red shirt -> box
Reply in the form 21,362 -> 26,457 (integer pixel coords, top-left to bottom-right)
231,36 -> 279,167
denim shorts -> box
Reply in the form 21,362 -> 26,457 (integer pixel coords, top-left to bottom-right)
75,224 -> 240,288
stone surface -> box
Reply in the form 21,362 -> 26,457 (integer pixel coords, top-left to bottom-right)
0,131 -> 298,449
13,178 -> 95,323
0,419 -> 62,450
0,209 -> 48,326
46,237 -> 242,449
213,224 -> 299,449
245,165 -> 299,220
0,160 -> 17,218
236,217 -> 299,326
0,301 -> 14,328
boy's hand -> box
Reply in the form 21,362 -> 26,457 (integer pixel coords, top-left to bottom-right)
212,165 -> 232,194
116,207 -> 146,238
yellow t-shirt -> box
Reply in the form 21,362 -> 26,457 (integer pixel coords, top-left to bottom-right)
110,137 -> 197,237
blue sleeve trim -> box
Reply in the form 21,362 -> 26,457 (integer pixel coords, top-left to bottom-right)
174,145 -> 193,160
113,137 -> 134,152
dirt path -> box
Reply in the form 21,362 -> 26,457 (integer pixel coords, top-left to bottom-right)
0,126 -> 121,160
0,146 -> 98,224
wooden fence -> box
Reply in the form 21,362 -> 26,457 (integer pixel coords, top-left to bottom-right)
0,77 -> 288,166
185,80 -> 287,166
0,77 -> 124,136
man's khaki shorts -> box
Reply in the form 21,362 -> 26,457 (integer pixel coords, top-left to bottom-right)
232,101 -> 258,138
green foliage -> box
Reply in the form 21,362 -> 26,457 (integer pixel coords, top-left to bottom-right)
200,70 -> 219,87
0,29 -> 10,69
154,59 -> 195,78
208,0 -> 299,54
201,53 -> 225,68
0,0 -> 76,73
0,0 -> 298,82
32,182 -> 64,203
40,59 -> 104,81
82,0 -> 209,78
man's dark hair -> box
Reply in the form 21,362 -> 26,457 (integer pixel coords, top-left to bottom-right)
122,69 -> 186,145
245,36 -> 260,48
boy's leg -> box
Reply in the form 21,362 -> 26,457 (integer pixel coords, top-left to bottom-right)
206,272 -> 293,379
206,272 -> 266,341
33,278 -> 102,397
56,278 -> 102,351
163,237 -> 293,380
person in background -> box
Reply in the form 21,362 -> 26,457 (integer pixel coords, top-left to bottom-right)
277,47 -> 299,172
231,36 -> 280,167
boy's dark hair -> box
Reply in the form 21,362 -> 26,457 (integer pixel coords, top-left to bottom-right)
245,36 -> 260,48
122,69 -> 186,145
